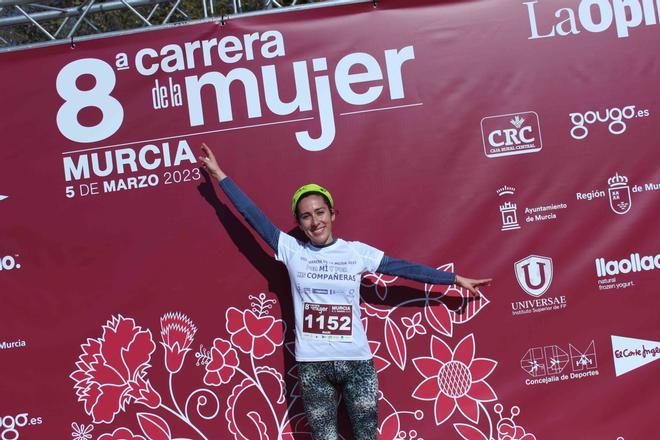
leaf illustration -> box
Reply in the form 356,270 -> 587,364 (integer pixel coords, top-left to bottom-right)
424,299 -> 453,336
247,411 -> 268,440
377,413 -> 400,439
256,365 -> 287,404
384,318 -> 407,370
136,413 -> 171,440
368,341 -> 391,373
447,287 -> 490,324
453,423 -> 489,440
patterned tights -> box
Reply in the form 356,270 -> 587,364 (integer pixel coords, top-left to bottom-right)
298,359 -> 379,440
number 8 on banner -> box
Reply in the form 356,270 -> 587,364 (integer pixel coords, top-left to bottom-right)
56,58 -> 124,143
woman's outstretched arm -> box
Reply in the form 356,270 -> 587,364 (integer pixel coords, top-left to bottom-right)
377,256 -> 491,295
199,143 -> 280,251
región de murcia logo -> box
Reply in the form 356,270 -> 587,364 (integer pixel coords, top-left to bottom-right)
607,172 -> 631,215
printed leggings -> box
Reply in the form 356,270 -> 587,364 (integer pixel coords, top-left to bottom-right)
298,359 -> 379,440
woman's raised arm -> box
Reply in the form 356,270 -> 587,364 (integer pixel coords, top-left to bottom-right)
199,143 -> 280,251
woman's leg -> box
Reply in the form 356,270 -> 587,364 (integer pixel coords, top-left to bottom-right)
336,360 -> 379,440
298,361 -> 339,440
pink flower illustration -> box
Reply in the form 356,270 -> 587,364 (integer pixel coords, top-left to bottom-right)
97,427 -> 146,440
204,338 -> 239,386
70,315 -> 161,423
412,334 -> 497,425
225,306 -> 284,359
160,311 -> 197,374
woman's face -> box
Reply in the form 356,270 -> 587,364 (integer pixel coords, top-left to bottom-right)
296,195 -> 335,246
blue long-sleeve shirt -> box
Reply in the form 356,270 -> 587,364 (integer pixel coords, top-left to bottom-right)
219,177 -> 456,285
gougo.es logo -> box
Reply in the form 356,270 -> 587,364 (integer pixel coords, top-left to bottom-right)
1,413 -> 42,440
569,105 -> 649,140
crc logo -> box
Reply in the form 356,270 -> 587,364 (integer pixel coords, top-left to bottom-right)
569,105 -> 649,140
481,111 -> 542,158
521,340 -> 597,377
0,255 -> 21,272
515,255 -> 553,297
1,413 -> 42,440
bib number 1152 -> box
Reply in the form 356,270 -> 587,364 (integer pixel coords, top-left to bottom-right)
302,302 -> 352,342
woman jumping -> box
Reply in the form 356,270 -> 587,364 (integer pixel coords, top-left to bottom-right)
199,143 -> 491,440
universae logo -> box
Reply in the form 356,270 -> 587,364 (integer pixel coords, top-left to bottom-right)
481,111 -> 542,158
514,255 -> 553,297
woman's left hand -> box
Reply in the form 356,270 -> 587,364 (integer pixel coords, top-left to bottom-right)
455,275 -> 492,295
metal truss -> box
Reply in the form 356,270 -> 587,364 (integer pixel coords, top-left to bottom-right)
0,0 -> 331,49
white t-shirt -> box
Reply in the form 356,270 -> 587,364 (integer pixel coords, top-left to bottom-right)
276,232 -> 384,361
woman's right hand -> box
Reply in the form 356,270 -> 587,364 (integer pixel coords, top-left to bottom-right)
199,143 -> 227,182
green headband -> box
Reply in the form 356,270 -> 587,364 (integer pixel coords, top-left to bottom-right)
291,183 -> 334,216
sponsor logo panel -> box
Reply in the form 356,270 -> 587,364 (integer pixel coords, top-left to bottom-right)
1,412 -> 43,439
521,340 -> 599,386
525,0 -> 660,40
611,336 -> 660,377
481,112 -> 542,158
512,255 -> 567,316
497,186 -> 567,232
576,172 -> 659,215
595,251 -> 659,292
569,105 -> 649,140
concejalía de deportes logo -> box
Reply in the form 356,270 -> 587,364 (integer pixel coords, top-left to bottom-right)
520,340 -> 599,386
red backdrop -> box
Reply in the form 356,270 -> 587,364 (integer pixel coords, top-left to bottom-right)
1,0 -> 658,439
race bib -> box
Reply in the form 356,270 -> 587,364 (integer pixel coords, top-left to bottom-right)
302,302 -> 353,342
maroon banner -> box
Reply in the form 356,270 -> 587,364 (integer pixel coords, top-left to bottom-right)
1,0 -> 658,439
